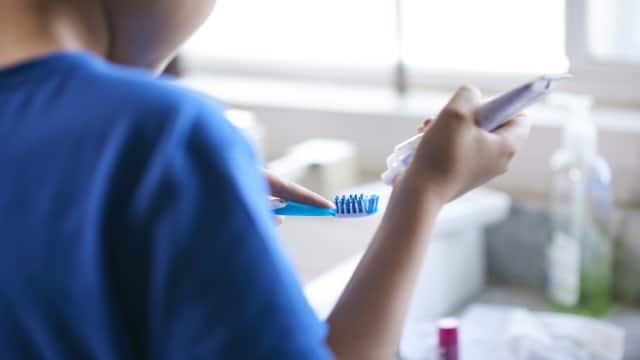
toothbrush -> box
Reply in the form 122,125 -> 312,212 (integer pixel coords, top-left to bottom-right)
382,74 -> 572,185
272,193 -> 380,218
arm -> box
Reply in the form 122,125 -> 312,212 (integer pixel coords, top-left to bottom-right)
326,86 -> 531,359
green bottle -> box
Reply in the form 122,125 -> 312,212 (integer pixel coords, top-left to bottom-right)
546,94 -> 613,317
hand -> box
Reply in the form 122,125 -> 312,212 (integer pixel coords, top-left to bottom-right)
386,117 -> 434,187
402,85 -> 530,204
264,170 -> 334,225
416,117 -> 434,134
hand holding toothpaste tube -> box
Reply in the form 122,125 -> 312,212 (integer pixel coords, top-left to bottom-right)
384,75 -> 570,203
395,85 -> 531,204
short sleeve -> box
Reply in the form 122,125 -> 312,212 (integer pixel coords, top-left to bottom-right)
127,103 -> 332,359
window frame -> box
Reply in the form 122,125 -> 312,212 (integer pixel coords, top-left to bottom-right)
183,0 -> 640,106
563,0 -> 640,106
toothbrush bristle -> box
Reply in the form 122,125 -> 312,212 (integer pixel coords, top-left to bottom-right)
334,193 -> 379,217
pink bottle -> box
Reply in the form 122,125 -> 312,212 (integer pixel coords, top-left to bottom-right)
438,318 -> 459,360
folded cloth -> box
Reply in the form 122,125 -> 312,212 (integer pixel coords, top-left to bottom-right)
461,304 -> 625,360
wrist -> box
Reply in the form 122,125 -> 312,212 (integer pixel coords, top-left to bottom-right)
396,167 -> 447,211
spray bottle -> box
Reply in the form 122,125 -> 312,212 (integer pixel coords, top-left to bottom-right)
546,94 -> 613,316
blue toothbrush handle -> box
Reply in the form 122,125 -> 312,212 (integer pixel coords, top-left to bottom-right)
272,200 -> 337,217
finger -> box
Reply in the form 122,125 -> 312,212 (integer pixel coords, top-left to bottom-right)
265,171 -> 334,208
416,118 -> 433,133
274,215 -> 285,226
490,114 -> 531,152
443,85 -> 482,117
392,167 -> 406,187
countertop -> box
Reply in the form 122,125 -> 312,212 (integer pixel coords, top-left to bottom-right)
461,286 -> 640,360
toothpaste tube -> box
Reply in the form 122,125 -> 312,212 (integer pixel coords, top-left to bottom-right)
381,74 -> 572,186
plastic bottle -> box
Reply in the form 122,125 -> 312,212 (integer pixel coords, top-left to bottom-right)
546,93 -> 614,316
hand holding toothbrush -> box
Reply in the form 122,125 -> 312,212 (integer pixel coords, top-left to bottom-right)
263,170 -> 333,225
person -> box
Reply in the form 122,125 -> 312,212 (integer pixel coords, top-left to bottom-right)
0,0 -> 530,358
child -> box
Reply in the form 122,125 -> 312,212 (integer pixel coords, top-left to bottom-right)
0,0 -> 530,358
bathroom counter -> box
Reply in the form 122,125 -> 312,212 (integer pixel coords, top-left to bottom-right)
463,286 -> 640,360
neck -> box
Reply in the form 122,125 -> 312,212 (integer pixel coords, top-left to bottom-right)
0,1 -> 109,68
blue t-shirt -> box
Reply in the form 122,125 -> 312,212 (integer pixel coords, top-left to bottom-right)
0,52 -> 331,359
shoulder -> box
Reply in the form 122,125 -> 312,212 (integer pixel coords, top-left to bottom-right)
74,56 -> 241,150
73,57 -> 260,215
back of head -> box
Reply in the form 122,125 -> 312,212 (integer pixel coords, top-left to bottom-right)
102,0 -> 217,71
0,0 -> 217,72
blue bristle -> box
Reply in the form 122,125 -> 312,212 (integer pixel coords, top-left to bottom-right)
367,195 -> 380,214
334,193 -> 379,216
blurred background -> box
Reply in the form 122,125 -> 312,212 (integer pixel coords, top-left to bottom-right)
175,0 -> 640,358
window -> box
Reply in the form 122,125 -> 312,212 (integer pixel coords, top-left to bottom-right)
588,0 -> 640,63
564,0 -> 640,104
401,0 -> 567,74
183,0 -> 640,104
184,0 -> 396,67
